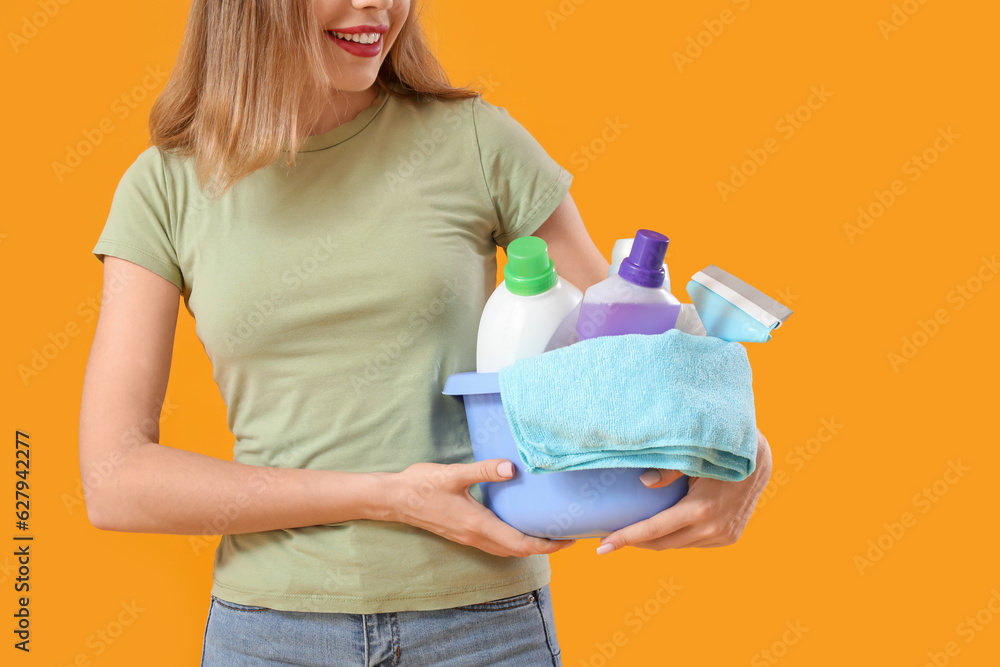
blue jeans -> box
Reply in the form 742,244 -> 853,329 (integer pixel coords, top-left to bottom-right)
201,585 -> 562,666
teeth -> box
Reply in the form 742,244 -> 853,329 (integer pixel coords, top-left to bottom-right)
332,31 -> 381,45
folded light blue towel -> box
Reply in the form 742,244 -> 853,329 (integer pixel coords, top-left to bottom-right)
496,329 -> 758,481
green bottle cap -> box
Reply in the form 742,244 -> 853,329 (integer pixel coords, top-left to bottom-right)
504,236 -> 558,296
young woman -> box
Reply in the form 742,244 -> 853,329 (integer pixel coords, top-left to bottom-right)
80,0 -> 772,664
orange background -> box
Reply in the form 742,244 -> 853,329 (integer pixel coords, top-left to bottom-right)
3,0 -> 999,664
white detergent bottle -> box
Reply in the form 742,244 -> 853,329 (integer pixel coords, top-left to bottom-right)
477,236 -> 583,373
576,229 -> 681,340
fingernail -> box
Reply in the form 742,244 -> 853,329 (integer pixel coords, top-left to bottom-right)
596,543 -> 616,556
639,469 -> 661,486
498,461 -> 514,478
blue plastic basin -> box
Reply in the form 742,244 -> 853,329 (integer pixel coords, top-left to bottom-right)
443,371 -> 688,539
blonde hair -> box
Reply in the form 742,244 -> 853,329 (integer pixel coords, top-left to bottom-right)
149,0 -> 477,197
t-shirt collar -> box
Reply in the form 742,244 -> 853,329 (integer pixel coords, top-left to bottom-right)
297,86 -> 391,153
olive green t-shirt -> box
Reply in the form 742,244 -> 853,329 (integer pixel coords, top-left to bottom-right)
91,86 -> 573,613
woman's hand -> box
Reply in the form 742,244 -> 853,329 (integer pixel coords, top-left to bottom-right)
376,459 -> 576,558
595,429 -> 773,553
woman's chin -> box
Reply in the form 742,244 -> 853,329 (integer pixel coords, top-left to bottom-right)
323,69 -> 380,94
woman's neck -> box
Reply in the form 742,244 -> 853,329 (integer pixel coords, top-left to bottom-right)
301,86 -> 379,137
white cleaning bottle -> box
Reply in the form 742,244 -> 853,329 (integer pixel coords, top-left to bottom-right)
477,236 -> 583,373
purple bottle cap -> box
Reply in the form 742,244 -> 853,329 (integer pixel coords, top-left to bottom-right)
618,229 -> 669,288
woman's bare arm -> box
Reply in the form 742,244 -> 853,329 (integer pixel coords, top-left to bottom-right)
78,256 -> 570,557
529,193 -> 609,292
79,256 -> 384,534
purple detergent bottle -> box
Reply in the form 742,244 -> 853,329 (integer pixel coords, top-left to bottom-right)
576,229 -> 682,340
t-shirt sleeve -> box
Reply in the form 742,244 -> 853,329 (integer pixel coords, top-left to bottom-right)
472,96 -> 573,248
92,146 -> 184,291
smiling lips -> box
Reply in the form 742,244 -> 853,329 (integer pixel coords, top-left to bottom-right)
325,25 -> 388,58
330,31 -> 381,44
